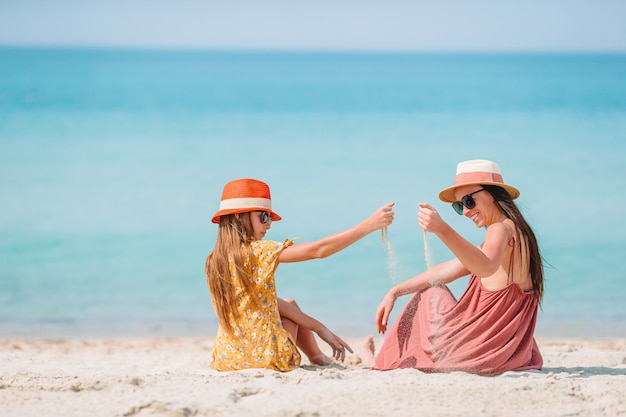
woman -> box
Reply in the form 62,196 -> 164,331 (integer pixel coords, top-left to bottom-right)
206,178 -> 394,371
361,160 -> 544,375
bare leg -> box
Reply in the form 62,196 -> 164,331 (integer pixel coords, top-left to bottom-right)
359,335 -> 376,368
281,298 -> 333,366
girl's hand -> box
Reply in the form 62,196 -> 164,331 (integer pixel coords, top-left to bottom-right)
375,292 -> 396,334
315,327 -> 354,362
417,203 -> 446,234
369,202 -> 395,232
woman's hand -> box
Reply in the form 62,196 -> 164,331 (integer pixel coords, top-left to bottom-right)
375,291 -> 397,334
417,203 -> 447,234
315,327 -> 354,362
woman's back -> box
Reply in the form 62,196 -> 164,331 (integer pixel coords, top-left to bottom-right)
480,220 -> 534,293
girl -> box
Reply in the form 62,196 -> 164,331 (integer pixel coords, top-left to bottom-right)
361,160 -> 544,375
206,178 -> 394,371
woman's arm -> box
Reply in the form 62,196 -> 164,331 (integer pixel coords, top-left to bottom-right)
375,258 -> 469,333
418,203 -> 512,278
278,202 -> 394,263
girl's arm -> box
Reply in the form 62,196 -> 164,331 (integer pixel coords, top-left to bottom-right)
278,202 -> 395,263
375,257 -> 469,333
278,298 -> 327,333
417,203 -> 512,278
277,298 -> 353,361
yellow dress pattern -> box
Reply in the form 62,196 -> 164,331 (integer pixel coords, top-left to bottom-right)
210,238 -> 301,371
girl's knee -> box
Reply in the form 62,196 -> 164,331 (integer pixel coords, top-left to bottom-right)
283,297 -> 300,308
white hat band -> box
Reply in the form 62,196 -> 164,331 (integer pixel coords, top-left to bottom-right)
219,197 -> 272,211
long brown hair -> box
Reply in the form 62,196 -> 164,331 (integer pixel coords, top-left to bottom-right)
483,185 -> 544,304
205,212 -> 259,335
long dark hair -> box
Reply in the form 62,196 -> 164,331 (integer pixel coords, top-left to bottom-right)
482,185 -> 544,304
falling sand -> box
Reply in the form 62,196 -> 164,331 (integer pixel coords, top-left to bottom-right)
380,227 -> 442,351
381,227 -> 402,284
423,231 -> 433,269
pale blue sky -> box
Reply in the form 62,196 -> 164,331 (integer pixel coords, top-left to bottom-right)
1,0 -> 625,52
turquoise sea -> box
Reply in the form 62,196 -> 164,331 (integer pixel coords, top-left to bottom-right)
1,48 -> 625,339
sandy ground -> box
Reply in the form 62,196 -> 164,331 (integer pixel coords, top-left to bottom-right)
1,336 -> 624,417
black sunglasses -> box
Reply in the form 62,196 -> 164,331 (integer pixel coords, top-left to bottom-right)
259,211 -> 272,225
452,189 -> 486,215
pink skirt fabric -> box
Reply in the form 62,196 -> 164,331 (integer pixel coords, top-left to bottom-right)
373,275 -> 543,376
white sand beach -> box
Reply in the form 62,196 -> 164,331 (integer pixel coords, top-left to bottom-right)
1,336 -> 624,417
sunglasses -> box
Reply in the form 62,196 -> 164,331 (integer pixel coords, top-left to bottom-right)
259,211 -> 272,225
452,189 -> 486,215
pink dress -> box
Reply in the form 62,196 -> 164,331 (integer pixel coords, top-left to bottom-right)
373,275 -> 543,376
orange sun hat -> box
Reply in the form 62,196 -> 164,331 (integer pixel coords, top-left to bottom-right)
438,160 -> 520,203
211,178 -> 282,224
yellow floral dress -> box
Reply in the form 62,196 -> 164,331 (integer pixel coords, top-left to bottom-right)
210,238 -> 301,371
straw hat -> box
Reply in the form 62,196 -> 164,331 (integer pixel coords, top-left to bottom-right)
211,178 -> 282,224
438,160 -> 520,203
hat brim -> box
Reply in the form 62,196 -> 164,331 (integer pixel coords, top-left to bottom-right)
439,182 -> 520,203
211,208 -> 282,224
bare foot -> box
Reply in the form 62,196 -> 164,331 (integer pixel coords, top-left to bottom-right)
308,353 -> 334,366
360,335 -> 376,368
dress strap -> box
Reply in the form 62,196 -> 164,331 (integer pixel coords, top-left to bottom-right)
507,235 -> 516,285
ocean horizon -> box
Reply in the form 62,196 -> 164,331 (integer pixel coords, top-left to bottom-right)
1,47 -> 625,339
